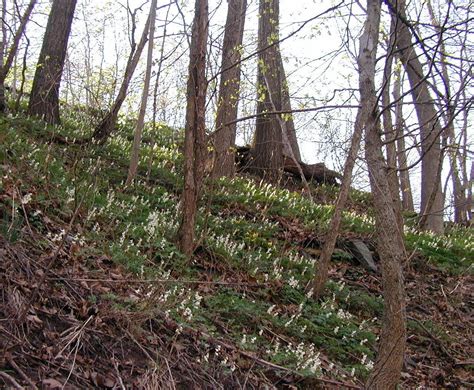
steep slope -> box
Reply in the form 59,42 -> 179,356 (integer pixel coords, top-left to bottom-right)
1,112 -> 472,389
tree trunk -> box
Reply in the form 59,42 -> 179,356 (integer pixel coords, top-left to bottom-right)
393,60 -> 414,212
0,0 -> 6,112
92,13 -> 151,143
277,51 -> 301,161
358,1 -> 406,388
0,0 -> 37,112
147,4 -> 171,181
381,23 -> 403,233
389,0 -> 444,233
469,162 -> 474,222
251,0 -> 283,183
426,0 -> 467,224
212,0 -> 247,178
177,0 -> 208,259
28,0 -> 76,125
126,0 -> 157,186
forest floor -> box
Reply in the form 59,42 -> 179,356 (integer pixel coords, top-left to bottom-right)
1,111 -> 473,389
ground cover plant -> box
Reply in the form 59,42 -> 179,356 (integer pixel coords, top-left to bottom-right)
1,110 -> 473,388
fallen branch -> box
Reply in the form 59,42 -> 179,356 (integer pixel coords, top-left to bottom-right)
408,316 -> 455,361
0,371 -> 23,389
49,277 -> 268,288
6,354 -> 38,390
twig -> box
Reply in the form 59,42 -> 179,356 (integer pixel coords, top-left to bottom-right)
6,354 -> 38,390
0,371 -> 23,389
408,316 -> 454,360
49,277 -> 268,287
15,186 -> 34,235
158,312 -> 362,389
123,327 -> 157,364
112,357 -> 126,390
164,358 -> 176,390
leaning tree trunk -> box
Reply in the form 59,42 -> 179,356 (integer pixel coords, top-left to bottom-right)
359,1 -> 407,388
28,0 -> 76,125
177,0 -> 208,259
92,14 -> 151,143
389,0 -> 444,233
212,0 -> 247,178
126,0 -> 157,186
251,0 -> 283,183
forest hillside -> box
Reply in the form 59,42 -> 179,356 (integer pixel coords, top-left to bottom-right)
1,0 -> 473,388
1,110 -> 472,389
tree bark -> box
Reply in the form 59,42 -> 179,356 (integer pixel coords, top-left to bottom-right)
389,0 -> 445,233
92,13 -> 151,143
0,0 -> 6,112
358,1 -> 406,388
177,0 -> 208,259
28,0 -> 76,125
251,0 -> 283,183
126,0 -> 157,186
0,0 -> 37,112
393,60 -> 414,212
426,0 -> 467,224
277,51 -> 301,161
381,23 -> 403,233
212,0 -> 247,178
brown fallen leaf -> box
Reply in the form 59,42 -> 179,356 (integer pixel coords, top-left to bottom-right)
42,378 -> 63,389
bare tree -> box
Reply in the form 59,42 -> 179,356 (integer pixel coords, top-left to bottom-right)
361,0 -> 406,387
28,0 -> 76,124
126,0 -> 157,186
0,0 -> 37,112
426,0 -> 468,224
388,0 -> 445,233
177,0 -> 209,259
251,0 -> 283,182
393,59 -> 414,212
212,0 -> 247,178
91,11 -> 151,143
381,24 -> 403,231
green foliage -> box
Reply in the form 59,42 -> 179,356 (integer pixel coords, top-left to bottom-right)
406,228 -> 473,274
1,106 -> 471,383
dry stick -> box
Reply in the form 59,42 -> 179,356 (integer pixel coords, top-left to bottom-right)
15,186 -> 33,235
112,358 -> 126,390
6,354 -> 38,390
407,316 -> 454,360
164,358 -> 176,390
0,371 -> 23,389
262,74 -> 312,201
123,327 -> 157,363
49,277 -> 268,288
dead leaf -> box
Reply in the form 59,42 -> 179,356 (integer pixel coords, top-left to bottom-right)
42,378 -> 63,389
